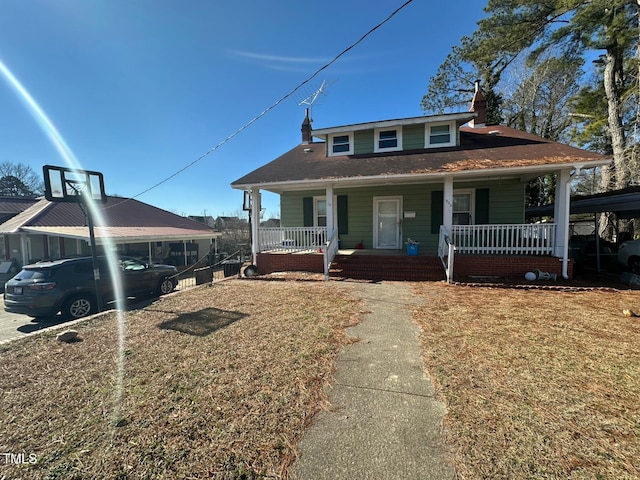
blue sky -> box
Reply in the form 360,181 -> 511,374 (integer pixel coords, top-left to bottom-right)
0,0 -> 486,220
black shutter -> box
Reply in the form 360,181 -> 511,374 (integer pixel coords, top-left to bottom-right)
303,197 -> 314,227
431,191 -> 443,234
337,195 -> 348,234
475,188 -> 490,224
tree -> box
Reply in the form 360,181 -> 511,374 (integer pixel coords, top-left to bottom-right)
0,162 -> 43,197
422,0 -> 640,190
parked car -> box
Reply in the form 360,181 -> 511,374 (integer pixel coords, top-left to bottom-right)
618,239 -> 640,274
0,258 -> 20,293
3,256 -> 178,320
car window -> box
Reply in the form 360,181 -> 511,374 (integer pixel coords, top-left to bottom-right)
119,258 -> 146,271
14,268 -> 52,280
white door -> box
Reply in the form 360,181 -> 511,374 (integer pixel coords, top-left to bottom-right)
374,197 -> 402,249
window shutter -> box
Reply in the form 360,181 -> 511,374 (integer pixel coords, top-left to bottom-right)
475,188 -> 489,224
303,197 -> 313,227
431,191 -> 443,234
337,195 -> 348,234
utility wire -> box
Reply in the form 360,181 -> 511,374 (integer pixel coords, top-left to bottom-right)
109,0 -> 413,208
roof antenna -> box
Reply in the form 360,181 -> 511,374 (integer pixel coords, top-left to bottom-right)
298,79 -> 336,119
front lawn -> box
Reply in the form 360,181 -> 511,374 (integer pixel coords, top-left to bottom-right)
0,279 -> 361,479
413,283 -> 640,479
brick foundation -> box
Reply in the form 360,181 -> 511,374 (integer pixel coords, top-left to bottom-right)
453,254 -> 573,280
256,252 -> 325,275
256,252 -> 573,281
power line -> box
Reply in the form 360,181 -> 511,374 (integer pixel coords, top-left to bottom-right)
110,0 -> 413,208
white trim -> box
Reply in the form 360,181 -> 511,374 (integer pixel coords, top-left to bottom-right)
373,196 -> 403,249
311,112 -> 476,136
313,195 -> 338,228
374,127 -> 402,153
452,188 -> 475,225
328,132 -> 354,156
425,121 -> 456,148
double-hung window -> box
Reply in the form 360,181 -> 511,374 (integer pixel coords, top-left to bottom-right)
374,127 -> 401,152
452,190 -> 473,225
329,133 -> 353,156
426,122 -> 455,148
314,198 -> 327,227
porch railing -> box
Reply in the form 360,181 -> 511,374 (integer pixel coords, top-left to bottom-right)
451,223 -> 556,255
438,225 -> 455,283
324,229 -> 339,280
258,227 -> 328,252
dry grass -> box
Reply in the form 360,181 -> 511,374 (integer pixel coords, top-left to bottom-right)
412,283 -> 640,480
0,278 -> 361,479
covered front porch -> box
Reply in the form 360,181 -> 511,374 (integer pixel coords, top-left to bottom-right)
253,223 -> 568,282
244,168 -> 577,282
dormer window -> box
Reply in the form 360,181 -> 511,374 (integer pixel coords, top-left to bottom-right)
329,133 -> 353,156
374,127 -> 402,153
426,122 -> 455,148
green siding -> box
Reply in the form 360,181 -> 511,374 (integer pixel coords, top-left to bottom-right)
354,130 -> 373,155
280,179 -> 525,254
403,124 -> 424,150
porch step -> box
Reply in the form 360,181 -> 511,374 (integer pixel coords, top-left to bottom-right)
330,254 -> 446,282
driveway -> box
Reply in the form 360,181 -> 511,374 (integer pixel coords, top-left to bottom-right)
0,297 -> 69,343
0,296 -> 159,344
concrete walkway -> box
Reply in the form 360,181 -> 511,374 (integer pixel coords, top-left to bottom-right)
292,281 -> 455,480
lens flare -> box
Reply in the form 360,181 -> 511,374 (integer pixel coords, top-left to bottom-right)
0,57 -> 128,428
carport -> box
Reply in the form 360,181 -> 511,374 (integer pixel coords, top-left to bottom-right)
527,185 -> 640,272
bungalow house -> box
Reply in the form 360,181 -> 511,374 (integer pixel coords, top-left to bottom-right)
0,195 -> 219,269
231,90 -> 611,282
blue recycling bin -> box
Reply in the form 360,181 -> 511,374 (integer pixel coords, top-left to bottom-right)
406,243 -> 419,256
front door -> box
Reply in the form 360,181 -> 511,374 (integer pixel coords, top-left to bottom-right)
374,197 -> 402,249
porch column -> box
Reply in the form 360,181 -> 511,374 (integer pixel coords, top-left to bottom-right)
20,233 -> 28,266
325,184 -> 334,239
443,176 -> 454,233
250,188 -> 261,265
554,168 -> 573,278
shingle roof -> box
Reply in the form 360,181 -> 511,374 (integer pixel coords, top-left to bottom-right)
0,196 -> 218,243
231,125 -> 610,189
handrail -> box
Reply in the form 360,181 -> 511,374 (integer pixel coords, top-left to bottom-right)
451,223 -> 555,255
438,225 -> 455,283
258,226 -> 327,252
323,229 -> 340,280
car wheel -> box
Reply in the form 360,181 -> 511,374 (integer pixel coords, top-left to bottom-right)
62,295 -> 96,320
629,257 -> 640,275
157,277 -> 175,295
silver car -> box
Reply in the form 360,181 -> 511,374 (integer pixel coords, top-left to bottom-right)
618,239 -> 640,274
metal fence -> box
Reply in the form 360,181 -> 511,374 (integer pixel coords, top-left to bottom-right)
172,250 -> 243,291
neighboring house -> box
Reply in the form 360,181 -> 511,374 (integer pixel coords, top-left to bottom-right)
188,215 -> 217,228
0,196 -> 219,269
231,89 -> 611,281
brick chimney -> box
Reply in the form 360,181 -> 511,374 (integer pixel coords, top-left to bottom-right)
469,80 -> 486,128
301,108 -> 312,144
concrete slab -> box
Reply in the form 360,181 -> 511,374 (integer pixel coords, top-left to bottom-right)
292,281 -> 454,480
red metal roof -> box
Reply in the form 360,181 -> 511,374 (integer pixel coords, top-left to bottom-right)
0,196 -> 218,242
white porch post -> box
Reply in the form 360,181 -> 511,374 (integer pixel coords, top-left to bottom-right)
19,233 -> 29,266
325,184 -> 334,238
554,168 -> 573,278
443,176 -> 454,233
250,188 -> 261,264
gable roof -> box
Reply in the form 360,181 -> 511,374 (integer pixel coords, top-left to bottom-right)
232,125 -> 611,192
0,196 -> 219,244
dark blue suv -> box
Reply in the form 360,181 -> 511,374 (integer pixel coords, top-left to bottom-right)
4,256 -> 177,320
